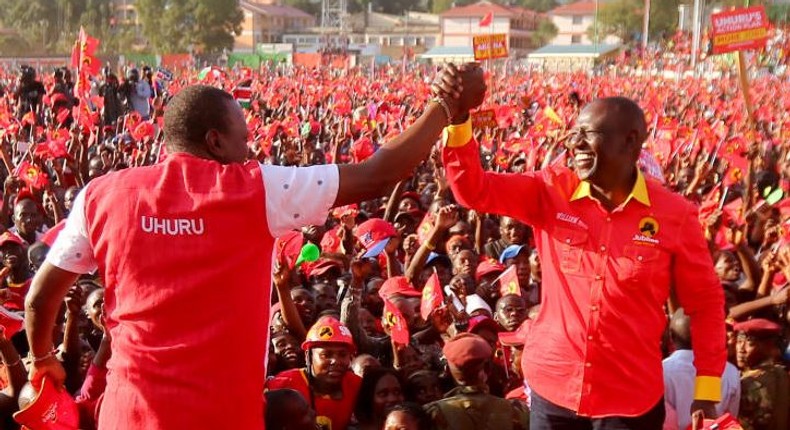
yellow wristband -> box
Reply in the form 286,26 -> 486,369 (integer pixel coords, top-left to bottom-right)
443,116 -> 472,148
694,376 -> 722,402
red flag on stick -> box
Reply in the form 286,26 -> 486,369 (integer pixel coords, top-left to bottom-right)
479,12 -> 493,27
420,272 -> 444,320
497,265 -> 521,296
14,161 -> 48,190
384,299 -> 410,345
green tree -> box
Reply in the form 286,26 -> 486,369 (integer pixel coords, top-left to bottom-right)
532,19 -> 558,46
588,0 -> 677,43
136,0 -> 243,54
519,0 -> 558,13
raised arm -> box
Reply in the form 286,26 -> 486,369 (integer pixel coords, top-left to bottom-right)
334,63 -> 486,206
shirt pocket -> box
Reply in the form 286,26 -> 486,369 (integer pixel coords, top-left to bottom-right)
621,245 -> 664,283
555,227 -> 589,274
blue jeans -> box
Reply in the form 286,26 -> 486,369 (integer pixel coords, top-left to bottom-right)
530,392 -> 665,430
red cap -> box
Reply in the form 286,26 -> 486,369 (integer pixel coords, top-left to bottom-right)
307,258 -> 343,278
378,276 -> 421,300
355,219 -> 397,258
442,333 -> 493,369
733,318 -> 782,337
468,315 -> 502,335
13,378 -> 80,430
475,259 -> 505,282
302,316 -> 355,352
498,319 -> 532,346
0,232 -> 26,248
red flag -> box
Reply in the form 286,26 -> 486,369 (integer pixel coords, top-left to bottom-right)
274,231 -> 304,268
479,11 -> 493,27
384,299 -> 410,345
14,161 -> 48,189
497,265 -> 521,296
35,138 -> 69,160
21,111 -> 36,127
420,272 -> 444,320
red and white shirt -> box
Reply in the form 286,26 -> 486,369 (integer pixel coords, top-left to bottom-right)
46,153 -> 338,430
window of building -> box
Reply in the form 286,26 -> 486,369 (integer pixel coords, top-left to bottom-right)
572,15 -> 583,25
571,35 -> 582,44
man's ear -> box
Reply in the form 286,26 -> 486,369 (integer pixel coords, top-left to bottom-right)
204,129 -> 226,162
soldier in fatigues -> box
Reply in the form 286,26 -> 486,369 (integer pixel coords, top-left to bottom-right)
425,333 -> 529,430
735,319 -> 789,430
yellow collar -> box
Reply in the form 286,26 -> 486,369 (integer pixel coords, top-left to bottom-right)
570,171 -> 651,207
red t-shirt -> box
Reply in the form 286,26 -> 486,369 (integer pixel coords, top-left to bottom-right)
266,368 -> 362,430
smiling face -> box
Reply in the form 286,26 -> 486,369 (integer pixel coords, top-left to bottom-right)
568,100 -> 643,187
310,344 -> 353,386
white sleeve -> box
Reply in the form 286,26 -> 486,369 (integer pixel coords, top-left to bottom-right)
260,164 -> 339,238
45,188 -> 98,274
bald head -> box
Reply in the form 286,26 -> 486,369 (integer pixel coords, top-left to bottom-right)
669,308 -> 692,350
586,97 -> 648,146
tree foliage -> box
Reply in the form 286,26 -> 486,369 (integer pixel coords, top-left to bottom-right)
136,0 -> 243,54
533,19 -> 558,46
519,0 -> 558,13
588,0 -> 678,43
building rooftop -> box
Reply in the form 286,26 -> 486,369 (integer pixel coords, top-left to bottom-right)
529,43 -> 620,56
440,1 -> 522,18
550,1 -> 597,16
420,46 -> 475,58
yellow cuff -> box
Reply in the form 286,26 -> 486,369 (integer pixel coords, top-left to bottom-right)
443,117 -> 472,148
694,376 -> 722,402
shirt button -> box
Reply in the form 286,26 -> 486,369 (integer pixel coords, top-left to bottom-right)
599,245 -> 606,252
637,255 -> 643,262
565,238 -> 571,244
585,362 -> 592,368
606,217 -> 611,222
587,335 -> 593,340
591,305 -> 599,311
594,275 -> 602,281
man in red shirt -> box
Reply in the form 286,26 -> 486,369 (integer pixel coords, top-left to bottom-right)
266,316 -> 361,430
24,65 -> 486,429
441,96 -> 725,429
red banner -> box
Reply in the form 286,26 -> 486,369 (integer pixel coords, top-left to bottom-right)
473,34 -> 508,61
472,109 -> 497,129
710,6 -> 769,55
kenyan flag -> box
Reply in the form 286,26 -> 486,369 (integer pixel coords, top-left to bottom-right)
233,87 -> 252,109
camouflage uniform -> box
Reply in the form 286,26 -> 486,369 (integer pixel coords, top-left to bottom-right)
424,385 -> 530,430
739,363 -> 789,430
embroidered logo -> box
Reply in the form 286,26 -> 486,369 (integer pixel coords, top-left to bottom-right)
556,212 -> 589,229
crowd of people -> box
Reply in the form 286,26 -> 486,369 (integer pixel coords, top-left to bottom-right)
0,26 -> 785,430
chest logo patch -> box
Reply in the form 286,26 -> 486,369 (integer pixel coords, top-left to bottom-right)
638,217 -> 659,238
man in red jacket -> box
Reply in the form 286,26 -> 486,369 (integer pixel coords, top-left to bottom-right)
24,64 -> 486,429
441,96 -> 725,429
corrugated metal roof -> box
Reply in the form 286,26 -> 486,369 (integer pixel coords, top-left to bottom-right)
420,46 -> 475,58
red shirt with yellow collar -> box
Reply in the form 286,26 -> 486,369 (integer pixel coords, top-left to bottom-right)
442,118 -> 725,418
